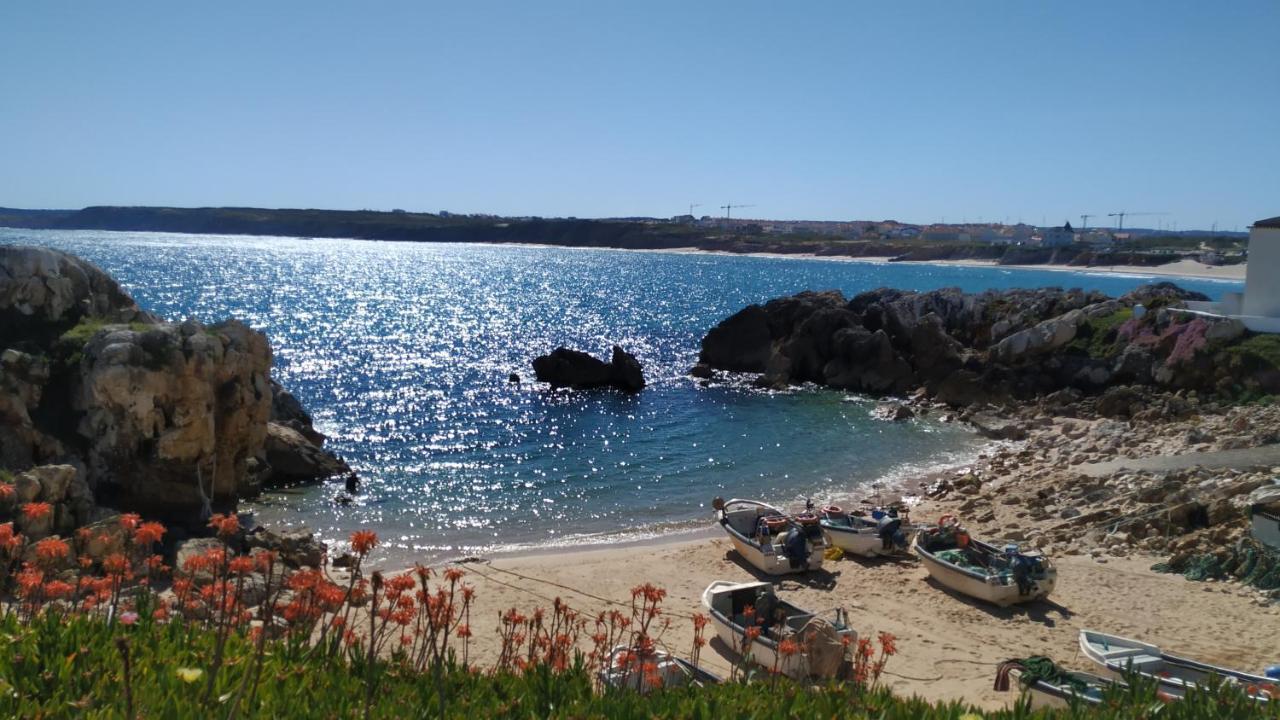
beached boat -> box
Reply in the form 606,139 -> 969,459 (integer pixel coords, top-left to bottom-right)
818,505 -> 910,558
912,517 -> 1056,606
597,645 -> 721,692
994,657 -> 1112,709
713,498 -> 826,575
1079,630 -> 1276,702
700,580 -> 853,680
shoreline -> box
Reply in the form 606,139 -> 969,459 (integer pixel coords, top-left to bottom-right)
636,245 -> 1246,282
5,226 -> 1244,284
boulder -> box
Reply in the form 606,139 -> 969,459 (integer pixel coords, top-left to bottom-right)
270,378 -> 325,446
699,304 -> 773,372
245,525 -> 326,568
609,346 -> 645,392
262,422 -> 353,488
968,412 -> 1028,441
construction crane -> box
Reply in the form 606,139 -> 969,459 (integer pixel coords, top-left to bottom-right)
1107,211 -> 1169,231
721,203 -> 755,220
1080,214 -> 1094,231
688,203 -> 702,217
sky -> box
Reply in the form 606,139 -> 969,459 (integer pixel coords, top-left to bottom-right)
2,1 -> 1277,230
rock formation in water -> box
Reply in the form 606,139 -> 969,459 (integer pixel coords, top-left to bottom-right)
531,345 -> 646,393
0,245 -> 353,530
697,283 -> 1278,406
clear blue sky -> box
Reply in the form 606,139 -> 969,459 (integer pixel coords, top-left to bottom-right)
2,1 -> 1277,230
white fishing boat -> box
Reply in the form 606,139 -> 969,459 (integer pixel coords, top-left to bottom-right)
912,517 -> 1055,606
994,657 -> 1112,709
1079,630 -> 1276,702
598,645 -> 721,692
700,580 -> 853,680
818,505 -> 910,558
713,497 -> 826,575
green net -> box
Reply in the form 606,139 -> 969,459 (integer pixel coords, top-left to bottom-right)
1019,656 -> 1089,693
1152,537 -> 1280,591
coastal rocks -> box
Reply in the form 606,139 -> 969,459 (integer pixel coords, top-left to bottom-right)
0,245 -> 149,348
531,345 -> 646,392
698,283 -> 1280,409
0,245 -> 341,535
74,318 -> 272,527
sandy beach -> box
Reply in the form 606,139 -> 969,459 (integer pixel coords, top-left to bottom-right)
448,531 -> 1277,711
638,246 -> 1246,282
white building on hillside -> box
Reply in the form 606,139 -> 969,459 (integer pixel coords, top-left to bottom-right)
1183,216 -> 1280,332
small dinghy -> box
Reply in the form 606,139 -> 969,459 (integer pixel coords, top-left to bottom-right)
713,497 -> 826,575
701,580 -> 854,680
994,656 -> 1112,709
819,504 -> 911,558
912,516 -> 1056,606
598,645 -> 721,692
1079,630 -> 1276,702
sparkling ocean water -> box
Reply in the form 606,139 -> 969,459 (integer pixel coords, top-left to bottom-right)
1,228 -> 1241,563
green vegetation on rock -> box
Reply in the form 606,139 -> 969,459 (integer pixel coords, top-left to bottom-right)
1066,308 -> 1133,359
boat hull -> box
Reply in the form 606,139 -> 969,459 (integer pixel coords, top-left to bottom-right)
724,526 -> 824,574
913,538 -> 1055,607
1079,630 -> 1274,703
700,580 -> 851,681
822,522 -> 893,558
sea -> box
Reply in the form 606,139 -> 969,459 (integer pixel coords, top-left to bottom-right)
0,228 -> 1242,564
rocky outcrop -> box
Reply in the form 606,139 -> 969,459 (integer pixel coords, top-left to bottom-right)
531,345 -> 646,392
0,245 -> 351,530
698,284 -> 1258,407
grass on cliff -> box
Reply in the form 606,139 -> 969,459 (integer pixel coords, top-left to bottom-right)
1065,308 -> 1134,359
1226,334 -> 1280,370
54,317 -> 153,367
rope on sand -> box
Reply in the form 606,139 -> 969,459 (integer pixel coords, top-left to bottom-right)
459,561 -> 704,621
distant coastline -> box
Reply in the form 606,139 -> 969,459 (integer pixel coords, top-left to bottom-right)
0,205 -> 1245,281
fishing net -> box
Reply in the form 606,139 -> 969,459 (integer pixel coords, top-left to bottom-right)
936,549 -> 983,572
1152,537 -> 1280,591
993,656 -> 1088,693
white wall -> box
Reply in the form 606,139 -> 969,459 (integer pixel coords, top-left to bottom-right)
1244,226 -> 1280,317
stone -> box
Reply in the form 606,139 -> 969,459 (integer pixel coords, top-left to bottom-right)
688,363 -> 715,379
968,412 -> 1028,440
872,402 -> 914,422
175,537 -> 227,580
245,526 -> 326,568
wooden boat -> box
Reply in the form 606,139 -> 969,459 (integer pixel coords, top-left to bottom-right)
818,505 -> 910,558
713,498 -> 826,575
597,645 -> 721,692
1079,630 -> 1276,702
994,657 -> 1113,709
912,517 -> 1055,606
700,580 -> 853,680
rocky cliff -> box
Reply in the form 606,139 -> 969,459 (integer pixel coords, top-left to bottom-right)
0,246 -> 352,529
696,283 -> 1276,405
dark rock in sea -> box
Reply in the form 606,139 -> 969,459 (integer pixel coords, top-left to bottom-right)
697,283 -> 1275,410
508,372 -> 521,384
531,345 -> 646,393
688,362 -> 716,379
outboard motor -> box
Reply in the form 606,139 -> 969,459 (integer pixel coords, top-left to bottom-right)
783,527 -> 810,570
1004,544 -> 1039,596
877,516 -> 903,551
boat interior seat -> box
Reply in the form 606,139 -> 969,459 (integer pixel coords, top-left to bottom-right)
1098,647 -> 1147,661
